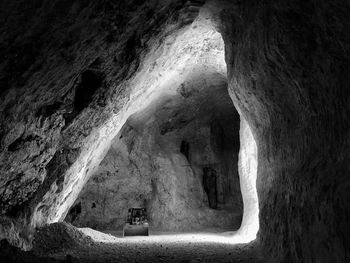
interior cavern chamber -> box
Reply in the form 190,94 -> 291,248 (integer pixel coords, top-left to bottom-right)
0,0 -> 349,262
65,74 -> 245,233
54,9 -> 259,244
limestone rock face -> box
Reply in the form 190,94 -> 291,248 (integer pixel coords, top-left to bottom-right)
66,81 -> 243,231
219,0 -> 350,262
0,0 -> 208,249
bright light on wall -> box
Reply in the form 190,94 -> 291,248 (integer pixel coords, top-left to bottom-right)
236,117 -> 259,242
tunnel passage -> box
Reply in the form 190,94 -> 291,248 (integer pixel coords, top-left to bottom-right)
0,1 -> 348,262
65,76 -> 244,232
0,4 -> 261,255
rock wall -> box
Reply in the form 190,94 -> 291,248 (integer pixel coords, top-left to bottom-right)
236,118 -> 258,241
219,0 -> 350,262
66,82 -> 243,231
0,0 -> 209,249
0,0 -> 349,262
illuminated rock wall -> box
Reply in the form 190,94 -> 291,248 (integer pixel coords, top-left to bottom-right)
66,82 -> 243,232
221,0 -> 350,261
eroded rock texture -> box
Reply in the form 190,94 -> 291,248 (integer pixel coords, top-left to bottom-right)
0,0 -> 349,262
65,80 -> 243,231
0,0 -> 210,249
220,0 -> 350,262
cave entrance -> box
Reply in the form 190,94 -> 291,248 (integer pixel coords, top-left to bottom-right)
55,13 -> 259,244
65,72 -> 258,242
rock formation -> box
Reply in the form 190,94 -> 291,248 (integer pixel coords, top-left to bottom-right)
65,79 -> 243,232
0,0 -> 349,262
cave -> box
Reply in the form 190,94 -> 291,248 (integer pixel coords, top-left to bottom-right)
65,76 -> 244,233
0,0 -> 349,263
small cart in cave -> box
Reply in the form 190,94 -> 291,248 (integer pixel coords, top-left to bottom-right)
123,208 -> 149,237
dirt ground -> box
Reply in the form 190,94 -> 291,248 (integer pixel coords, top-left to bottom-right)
1,223 -> 265,263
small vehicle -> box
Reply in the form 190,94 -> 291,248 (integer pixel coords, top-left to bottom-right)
123,208 -> 149,236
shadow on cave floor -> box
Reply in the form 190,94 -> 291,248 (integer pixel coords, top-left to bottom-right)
0,223 -> 264,263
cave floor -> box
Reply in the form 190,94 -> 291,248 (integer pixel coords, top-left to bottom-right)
36,229 -> 263,263
1,227 -> 264,263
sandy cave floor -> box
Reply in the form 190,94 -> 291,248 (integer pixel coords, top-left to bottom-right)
26,227 -> 264,263
1,224 -> 265,263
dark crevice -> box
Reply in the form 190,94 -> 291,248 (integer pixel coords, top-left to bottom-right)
74,70 -> 104,114
180,140 -> 190,161
66,202 -> 82,224
203,167 -> 218,209
63,70 -> 104,127
35,101 -> 63,118
7,135 -> 42,152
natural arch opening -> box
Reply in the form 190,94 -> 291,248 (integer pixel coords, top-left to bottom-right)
65,74 -> 246,234
0,1 -> 347,262
3,4 -> 262,252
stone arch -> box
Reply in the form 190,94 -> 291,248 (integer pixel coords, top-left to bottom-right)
30,7 -> 259,244
0,1 -> 347,262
